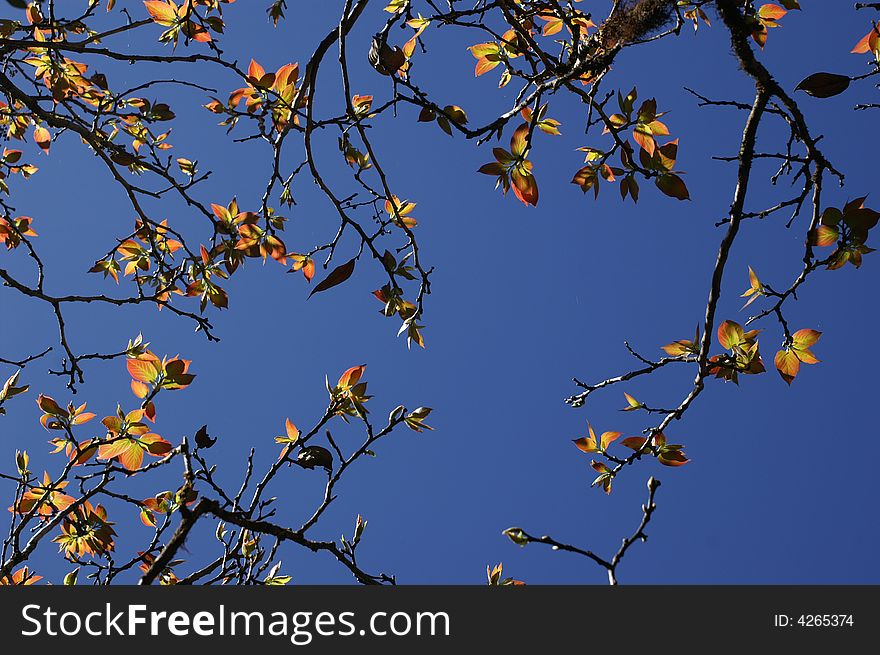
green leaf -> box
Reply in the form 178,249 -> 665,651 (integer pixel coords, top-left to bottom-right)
502,527 -> 529,546
63,569 -> 79,586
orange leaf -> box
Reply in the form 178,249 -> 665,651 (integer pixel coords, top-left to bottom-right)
511,168 -> 538,207
600,431 -> 621,450
573,437 -> 598,453
141,433 -> 172,456
127,358 -> 159,383
758,4 -> 787,21
852,26 -> 880,54
33,127 -> 51,155
337,365 -> 365,389
717,320 -> 744,350
474,58 -> 500,77
248,59 -> 266,81
510,124 -> 529,157
792,328 -> 821,349
774,349 -> 800,385
658,450 -> 690,467
131,380 -> 149,399
632,129 -> 655,156
144,0 -> 178,25
810,224 -> 838,247
621,436 -> 650,451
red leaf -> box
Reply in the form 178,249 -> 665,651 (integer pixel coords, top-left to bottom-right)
511,169 -> 538,207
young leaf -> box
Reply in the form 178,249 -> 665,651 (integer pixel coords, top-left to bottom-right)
621,392 -> 644,412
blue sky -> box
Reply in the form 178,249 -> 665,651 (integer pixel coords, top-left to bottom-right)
1,1 -> 878,584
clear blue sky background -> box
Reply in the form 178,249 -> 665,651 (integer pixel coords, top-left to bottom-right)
1,1 -> 877,584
